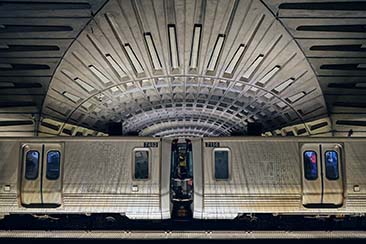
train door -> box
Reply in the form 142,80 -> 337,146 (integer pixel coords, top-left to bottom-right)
301,143 -> 343,207
21,144 -> 43,206
321,144 -> 343,206
20,143 -> 63,207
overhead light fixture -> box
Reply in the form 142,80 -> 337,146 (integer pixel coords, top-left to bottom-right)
144,33 -> 162,70
286,91 -> 306,103
168,25 -> 179,69
256,66 -> 280,87
89,65 -> 111,85
74,78 -> 95,93
242,54 -> 264,80
62,91 -> 81,103
106,54 -> 127,79
207,34 -> 225,72
189,24 -> 202,69
125,44 -> 144,74
225,44 -> 245,76
272,78 -> 295,94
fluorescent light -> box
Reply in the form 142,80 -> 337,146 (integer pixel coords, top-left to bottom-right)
190,25 -> 202,69
144,33 -> 162,70
106,54 -> 127,78
256,66 -> 280,87
272,78 -> 294,94
207,34 -> 225,71
74,78 -> 95,93
242,55 -> 264,80
225,44 -> 245,75
61,69 -> 75,79
168,25 -> 179,69
62,91 -> 81,103
286,91 -> 306,103
125,44 -> 144,74
89,65 -> 111,85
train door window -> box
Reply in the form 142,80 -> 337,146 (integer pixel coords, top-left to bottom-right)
25,150 -> 40,180
325,151 -> 339,180
214,149 -> 230,180
303,151 -> 318,180
134,149 -> 149,180
46,151 -> 61,180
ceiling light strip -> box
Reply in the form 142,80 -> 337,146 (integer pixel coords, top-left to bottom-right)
272,78 -> 295,94
225,44 -> 245,75
286,91 -> 306,103
74,78 -> 95,93
89,65 -> 111,85
242,54 -> 264,80
189,24 -> 202,69
62,91 -> 81,103
168,25 -> 179,69
125,44 -> 144,74
61,69 -> 95,93
256,66 -> 281,87
144,33 -> 162,70
105,54 -> 127,79
207,34 -> 225,72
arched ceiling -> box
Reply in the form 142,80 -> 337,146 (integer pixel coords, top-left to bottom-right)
1,0 -> 365,137
41,0 -> 327,136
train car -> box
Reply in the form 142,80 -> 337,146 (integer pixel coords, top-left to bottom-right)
0,137 -> 170,220
1,136 -> 366,221
193,137 -> 366,219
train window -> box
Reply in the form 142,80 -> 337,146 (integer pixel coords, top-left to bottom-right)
25,150 -> 39,180
134,150 -> 149,180
46,151 -> 61,180
325,151 -> 339,180
303,151 -> 318,180
214,149 -> 229,180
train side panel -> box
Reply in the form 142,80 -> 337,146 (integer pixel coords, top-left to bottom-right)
62,139 -> 164,219
0,138 -> 170,220
344,141 -> 366,213
197,138 -> 302,219
196,138 -> 366,219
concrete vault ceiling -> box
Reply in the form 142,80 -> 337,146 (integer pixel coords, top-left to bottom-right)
1,0 -> 366,137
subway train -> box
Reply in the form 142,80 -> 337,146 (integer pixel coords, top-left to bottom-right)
0,136 -> 366,220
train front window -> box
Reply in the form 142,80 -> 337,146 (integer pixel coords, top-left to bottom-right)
304,151 -> 318,180
325,151 -> 339,180
214,149 -> 229,180
46,151 -> 61,180
134,150 -> 149,180
25,150 -> 39,180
